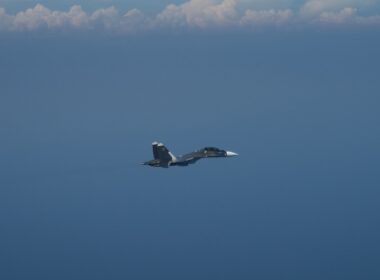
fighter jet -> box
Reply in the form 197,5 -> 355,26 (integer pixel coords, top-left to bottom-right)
142,142 -> 238,168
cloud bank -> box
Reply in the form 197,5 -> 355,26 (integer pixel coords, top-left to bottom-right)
0,0 -> 379,32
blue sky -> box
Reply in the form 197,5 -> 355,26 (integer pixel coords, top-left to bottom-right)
1,1 -> 380,280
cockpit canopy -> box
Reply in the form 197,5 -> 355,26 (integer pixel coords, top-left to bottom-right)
204,147 -> 222,152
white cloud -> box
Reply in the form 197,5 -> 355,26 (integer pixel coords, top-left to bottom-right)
356,14 -> 380,24
0,0 -> 379,32
90,6 -> 118,30
319,7 -> 357,24
301,0 -> 343,17
0,4 -> 149,32
12,4 -> 89,30
241,9 -> 293,26
156,0 -> 238,28
300,0 -> 376,17
318,7 -> 380,25
121,9 -> 151,33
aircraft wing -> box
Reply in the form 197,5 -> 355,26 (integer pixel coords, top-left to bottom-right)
175,152 -> 203,165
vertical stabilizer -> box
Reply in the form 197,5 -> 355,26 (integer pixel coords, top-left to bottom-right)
152,142 -> 159,159
152,142 -> 176,163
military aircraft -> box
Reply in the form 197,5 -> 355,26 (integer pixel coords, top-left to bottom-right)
142,142 -> 238,168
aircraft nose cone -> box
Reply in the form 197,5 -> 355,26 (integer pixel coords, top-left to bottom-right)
226,151 -> 238,157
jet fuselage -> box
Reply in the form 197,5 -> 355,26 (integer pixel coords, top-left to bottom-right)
143,142 -> 238,168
